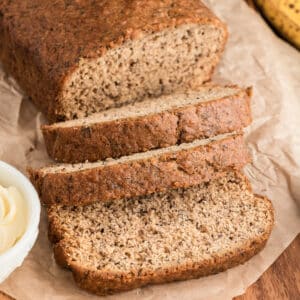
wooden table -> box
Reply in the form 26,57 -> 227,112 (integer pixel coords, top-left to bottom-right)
235,234 -> 300,299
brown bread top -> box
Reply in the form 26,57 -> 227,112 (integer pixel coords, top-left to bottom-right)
0,0 -> 227,122
28,134 -> 251,206
47,172 -> 274,295
42,86 -> 252,163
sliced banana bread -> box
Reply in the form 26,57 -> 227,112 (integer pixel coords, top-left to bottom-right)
28,133 -> 250,206
48,171 -> 274,296
42,85 -> 252,163
0,0 -> 227,122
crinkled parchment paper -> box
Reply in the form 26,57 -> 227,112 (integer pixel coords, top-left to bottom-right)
0,1 -> 300,299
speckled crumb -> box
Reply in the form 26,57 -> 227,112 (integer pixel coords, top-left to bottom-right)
47,171 -> 274,295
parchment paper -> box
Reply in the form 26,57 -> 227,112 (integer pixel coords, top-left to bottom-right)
1,1 -> 300,299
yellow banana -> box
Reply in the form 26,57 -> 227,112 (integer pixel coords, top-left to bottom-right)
254,0 -> 300,49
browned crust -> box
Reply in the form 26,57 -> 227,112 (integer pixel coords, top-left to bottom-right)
45,171 -> 263,245
72,234 -> 271,295
0,0 -> 227,122
47,191 -> 274,296
42,87 -> 252,163
28,134 -> 251,206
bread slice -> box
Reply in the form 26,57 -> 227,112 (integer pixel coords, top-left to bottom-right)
42,85 -> 252,163
48,171 -> 274,296
0,1 -> 227,122
28,133 -> 250,206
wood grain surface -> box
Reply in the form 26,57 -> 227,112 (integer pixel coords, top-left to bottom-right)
235,234 -> 300,299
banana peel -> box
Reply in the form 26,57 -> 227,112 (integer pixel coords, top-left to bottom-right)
254,0 -> 300,50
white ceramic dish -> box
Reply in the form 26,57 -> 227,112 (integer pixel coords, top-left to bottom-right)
0,161 -> 40,283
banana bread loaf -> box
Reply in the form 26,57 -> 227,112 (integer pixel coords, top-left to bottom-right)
0,0 -> 227,122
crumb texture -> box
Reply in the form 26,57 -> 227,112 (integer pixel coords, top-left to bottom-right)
49,85 -> 240,127
0,0 -> 227,122
29,134 -> 251,206
48,172 -> 274,295
42,85 -> 252,163
61,24 -> 226,120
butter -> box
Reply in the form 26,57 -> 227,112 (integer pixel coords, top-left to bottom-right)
0,185 -> 27,254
